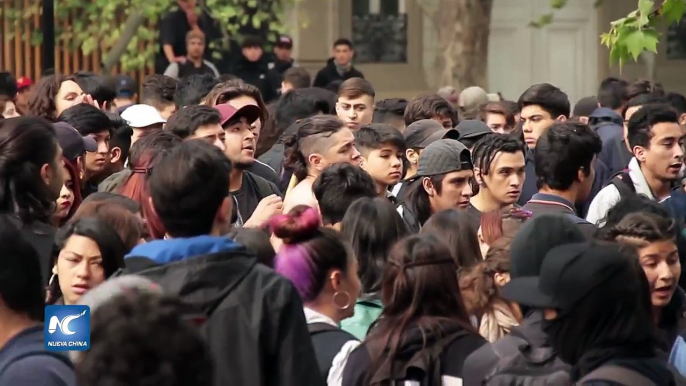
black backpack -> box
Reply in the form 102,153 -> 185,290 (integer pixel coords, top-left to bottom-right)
608,171 -> 636,199
484,330 -> 571,386
308,323 -> 357,381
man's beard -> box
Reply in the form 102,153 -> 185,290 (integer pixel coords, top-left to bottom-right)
233,159 -> 255,170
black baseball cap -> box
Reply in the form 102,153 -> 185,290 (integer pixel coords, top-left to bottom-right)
510,214 -> 587,279
404,119 -> 459,149
417,139 -> 472,177
457,120 -> 492,140
114,75 -> 136,98
54,122 -> 97,161
501,242 -> 629,309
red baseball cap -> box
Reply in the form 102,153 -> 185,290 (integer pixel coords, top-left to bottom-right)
16,77 -> 33,90
215,103 -> 262,127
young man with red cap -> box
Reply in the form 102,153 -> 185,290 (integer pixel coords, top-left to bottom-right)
215,103 -> 282,228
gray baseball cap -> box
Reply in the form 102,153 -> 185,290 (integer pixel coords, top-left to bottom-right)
417,139 -> 473,177
404,119 -> 459,148
457,120 -> 492,140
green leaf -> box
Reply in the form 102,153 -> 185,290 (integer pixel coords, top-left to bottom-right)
662,0 -> 686,25
623,29 -> 648,60
637,0 -> 654,26
550,0 -> 567,9
642,29 -> 659,53
529,13 -> 554,28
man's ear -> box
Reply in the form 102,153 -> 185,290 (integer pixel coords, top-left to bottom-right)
406,149 -> 419,165
110,147 -> 122,164
556,115 -> 567,122
474,167 -> 483,186
40,163 -> 52,186
77,156 -> 85,180
308,153 -> 325,172
634,146 -> 647,163
422,177 -> 435,197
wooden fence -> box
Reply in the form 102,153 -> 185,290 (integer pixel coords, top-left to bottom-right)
0,0 -> 154,83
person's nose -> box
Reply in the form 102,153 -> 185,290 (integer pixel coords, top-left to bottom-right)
97,141 -> 108,154
462,181 -> 474,198
214,138 -> 226,151
75,260 -> 91,279
657,261 -> 675,284
348,109 -> 357,119
391,155 -> 402,169
351,146 -> 361,163
674,143 -> 684,160
522,120 -> 532,133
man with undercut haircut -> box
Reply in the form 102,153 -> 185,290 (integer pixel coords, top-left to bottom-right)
282,115 -> 361,214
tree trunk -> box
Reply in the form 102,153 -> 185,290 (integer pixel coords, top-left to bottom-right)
420,0 -> 494,91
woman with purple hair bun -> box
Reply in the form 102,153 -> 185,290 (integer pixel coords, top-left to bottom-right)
269,205 -> 361,386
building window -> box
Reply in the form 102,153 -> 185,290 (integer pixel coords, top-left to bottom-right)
667,15 -> 686,60
352,0 -> 408,63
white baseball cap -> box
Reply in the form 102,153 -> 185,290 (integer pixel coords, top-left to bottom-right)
120,104 -> 166,128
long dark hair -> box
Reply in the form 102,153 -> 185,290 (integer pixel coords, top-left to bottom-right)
421,209 -> 482,268
342,197 -> 408,295
401,175 -> 443,226
0,117 -> 59,223
119,130 -> 181,239
47,218 -> 127,304
366,234 -> 476,378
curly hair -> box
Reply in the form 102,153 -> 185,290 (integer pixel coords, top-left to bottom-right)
458,237 -> 513,316
77,293 -> 213,386
27,74 -> 77,121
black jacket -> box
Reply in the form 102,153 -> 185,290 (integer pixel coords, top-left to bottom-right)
123,239 -> 323,386
312,58 -> 364,89
2,215 -> 55,286
589,108 -> 632,175
230,56 -> 279,103
342,323 -> 485,385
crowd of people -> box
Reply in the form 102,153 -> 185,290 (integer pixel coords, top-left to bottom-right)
2,17 -> 686,386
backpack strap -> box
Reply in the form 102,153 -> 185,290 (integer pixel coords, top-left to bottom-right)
308,322 -> 343,335
578,365 -> 654,385
245,172 -> 280,200
609,171 -> 636,198
307,323 -> 357,381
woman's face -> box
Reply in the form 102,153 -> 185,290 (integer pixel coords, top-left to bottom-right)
55,80 -> 84,117
55,234 -> 105,305
54,164 -> 74,219
2,100 -> 20,118
638,239 -> 681,308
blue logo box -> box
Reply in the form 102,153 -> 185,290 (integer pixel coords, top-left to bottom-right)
45,305 -> 90,352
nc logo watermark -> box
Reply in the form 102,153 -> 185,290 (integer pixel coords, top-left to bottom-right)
44,305 -> 90,351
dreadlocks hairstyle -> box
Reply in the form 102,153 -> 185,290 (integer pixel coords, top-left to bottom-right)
471,133 -> 526,186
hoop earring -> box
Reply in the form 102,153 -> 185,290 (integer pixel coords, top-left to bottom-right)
332,291 -> 351,311
48,273 -> 56,287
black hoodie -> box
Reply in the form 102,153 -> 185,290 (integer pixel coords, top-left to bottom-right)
122,237 -> 324,386
229,56 -> 279,103
312,58 -> 364,89
342,323 -> 485,385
